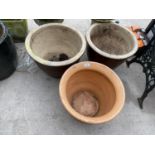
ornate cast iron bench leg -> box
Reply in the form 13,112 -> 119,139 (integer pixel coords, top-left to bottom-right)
126,45 -> 155,109
126,48 -> 144,68
138,77 -> 155,109
126,55 -> 146,108
126,57 -> 137,68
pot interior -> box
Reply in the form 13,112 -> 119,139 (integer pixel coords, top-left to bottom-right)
90,24 -> 135,55
66,69 -> 116,116
30,25 -> 82,61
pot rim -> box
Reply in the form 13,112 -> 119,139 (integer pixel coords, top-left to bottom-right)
0,21 -> 8,45
59,61 -> 125,124
86,23 -> 138,60
25,23 -> 86,67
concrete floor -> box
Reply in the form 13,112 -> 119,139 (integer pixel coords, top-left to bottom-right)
1,19 -> 155,135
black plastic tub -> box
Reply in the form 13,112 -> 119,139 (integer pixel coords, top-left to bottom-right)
0,21 -> 17,80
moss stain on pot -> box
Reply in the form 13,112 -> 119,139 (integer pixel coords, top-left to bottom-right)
1,19 -> 28,42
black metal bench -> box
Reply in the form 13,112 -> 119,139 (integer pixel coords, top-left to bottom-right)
126,19 -> 155,109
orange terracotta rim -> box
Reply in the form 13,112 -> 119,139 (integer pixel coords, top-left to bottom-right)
59,61 -> 125,124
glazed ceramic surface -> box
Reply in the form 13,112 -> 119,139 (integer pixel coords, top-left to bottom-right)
0,21 -> 17,80
86,23 -> 138,68
25,23 -> 86,78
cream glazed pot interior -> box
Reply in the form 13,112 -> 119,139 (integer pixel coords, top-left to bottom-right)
25,23 -> 86,66
86,23 -> 138,59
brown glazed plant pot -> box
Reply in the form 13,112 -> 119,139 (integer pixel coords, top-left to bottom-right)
25,23 -> 86,78
59,61 -> 125,124
86,23 -> 138,68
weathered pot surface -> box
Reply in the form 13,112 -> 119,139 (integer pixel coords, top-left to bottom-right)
59,61 -> 125,124
86,23 -> 138,68
25,23 -> 86,78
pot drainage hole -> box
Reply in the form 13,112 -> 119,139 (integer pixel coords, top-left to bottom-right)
48,53 -> 69,61
72,91 -> 99,117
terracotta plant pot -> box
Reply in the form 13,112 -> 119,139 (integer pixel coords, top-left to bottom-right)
59,61 -> 125,124
86,23 -> 138,68
25,23 -> 86,78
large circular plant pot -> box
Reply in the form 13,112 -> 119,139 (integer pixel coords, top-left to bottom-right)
59,61 -> 125,124
0,21 -> 17,80
86,23 -> 138,68
25,23 -> 86,78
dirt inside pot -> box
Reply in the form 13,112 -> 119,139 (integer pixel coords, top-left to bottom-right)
46,53 -> 69,61
91,24 -> 132,55
72,91 -> 99,117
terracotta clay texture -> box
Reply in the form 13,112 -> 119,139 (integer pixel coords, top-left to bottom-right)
25,23 -> 86,78
59,61 -> 125,124
86,23 -> 138,68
